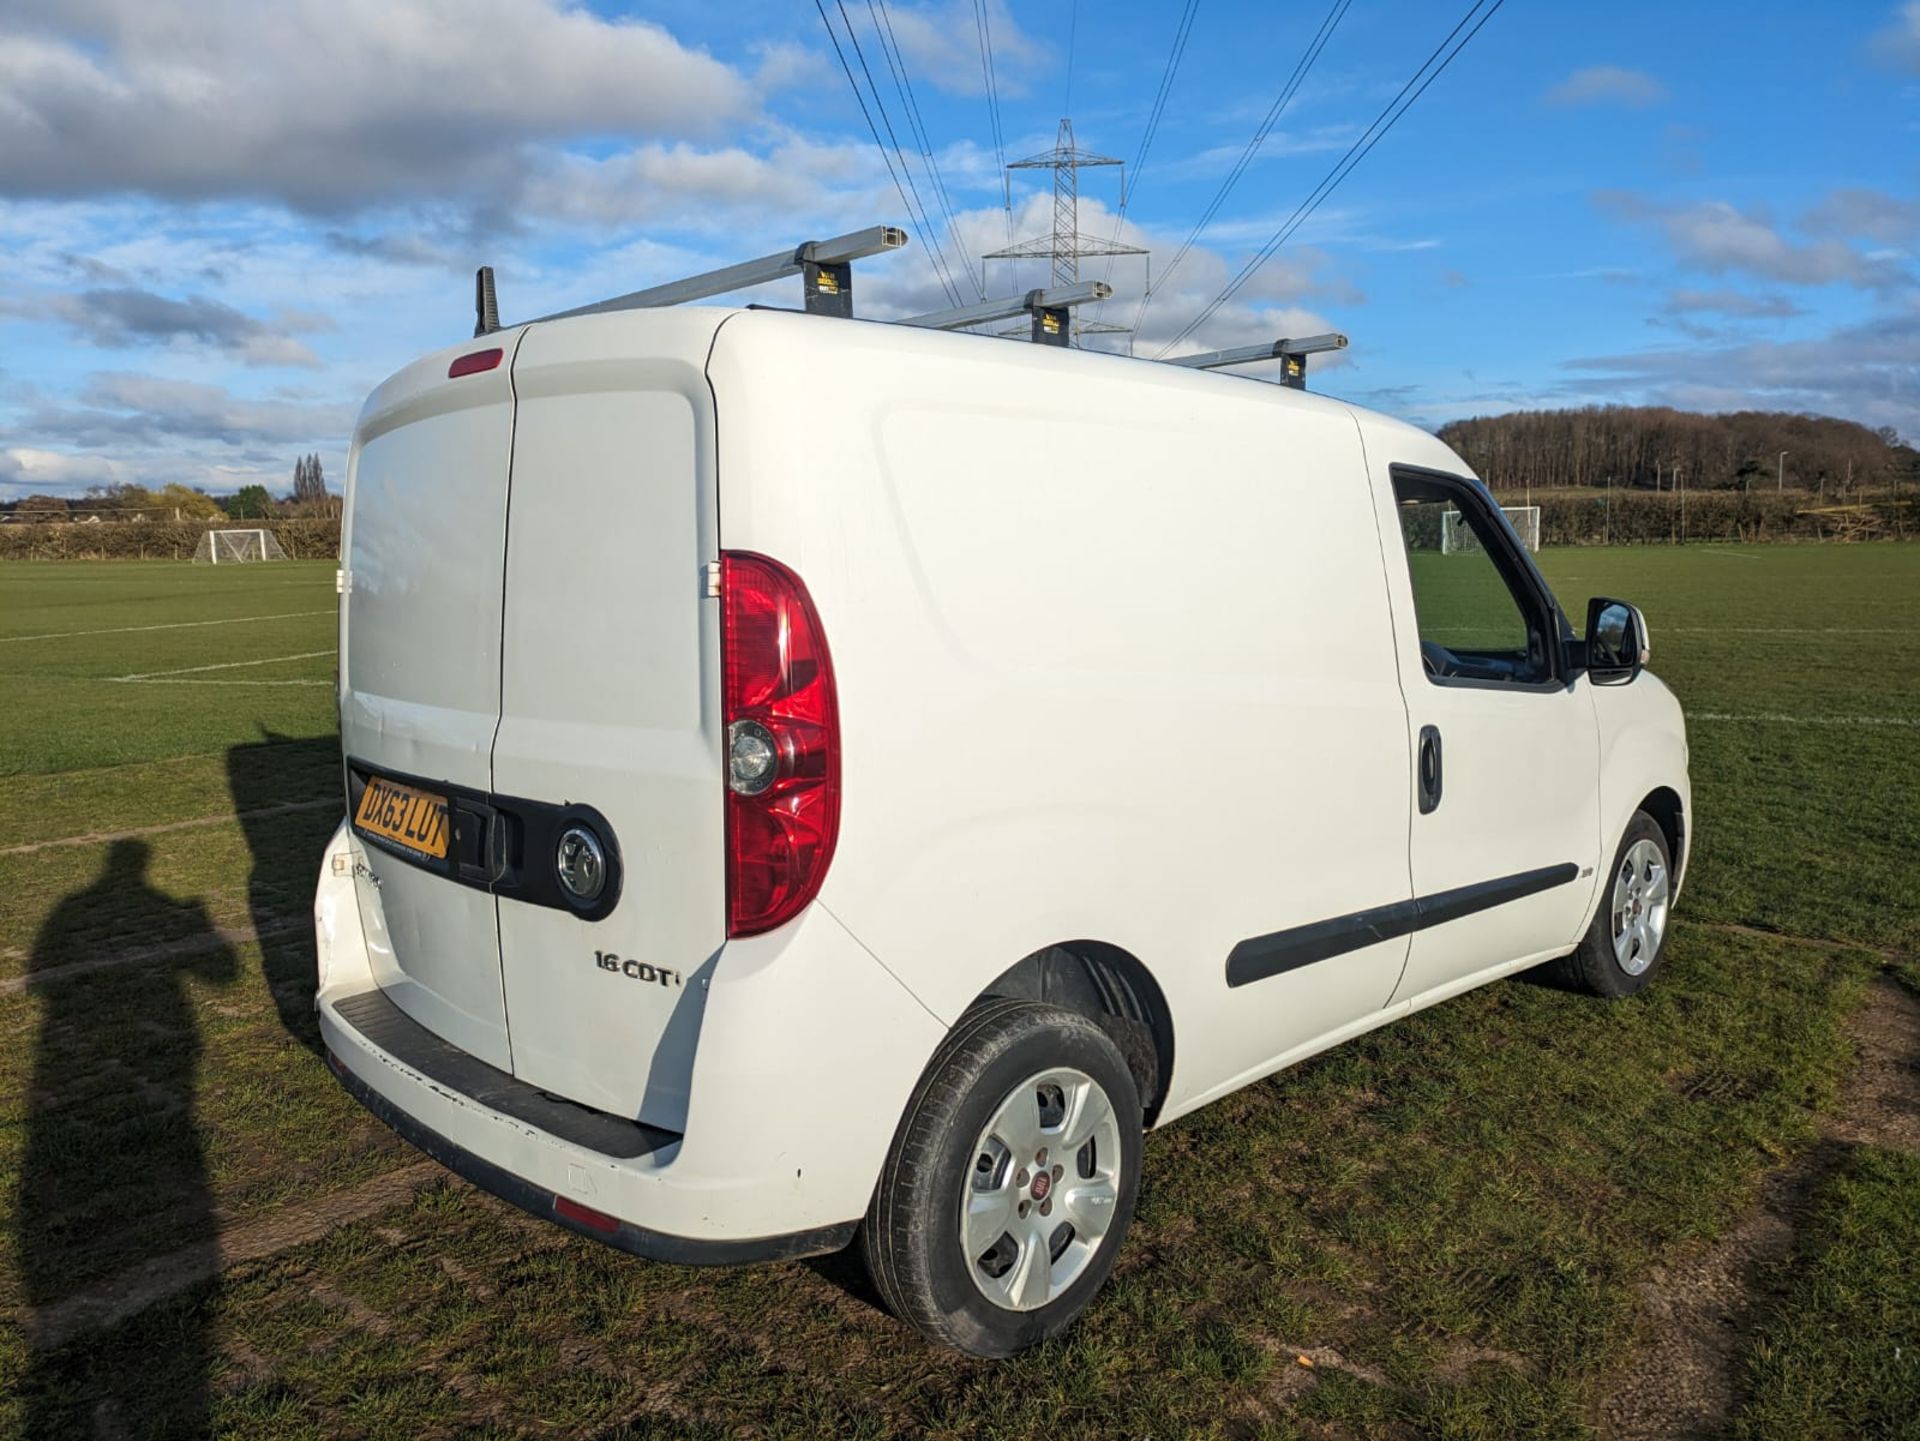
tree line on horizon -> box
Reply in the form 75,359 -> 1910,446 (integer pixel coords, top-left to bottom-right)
1440,405 -> 1917,495
2,453 -> 336,523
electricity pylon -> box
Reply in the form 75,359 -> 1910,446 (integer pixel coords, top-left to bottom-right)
985,119 -> 1146,344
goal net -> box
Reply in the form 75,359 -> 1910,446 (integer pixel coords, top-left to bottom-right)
1441,505 -> 1541,555
193,528 -> 288,564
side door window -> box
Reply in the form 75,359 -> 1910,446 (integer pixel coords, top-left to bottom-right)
1393,472 -> 1556,687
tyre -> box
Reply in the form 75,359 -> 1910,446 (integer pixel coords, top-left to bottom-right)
861,998 -> 1142,1356
1543,810 -> 1675,998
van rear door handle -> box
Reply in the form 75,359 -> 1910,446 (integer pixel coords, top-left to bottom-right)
1418,725 -> 1443,814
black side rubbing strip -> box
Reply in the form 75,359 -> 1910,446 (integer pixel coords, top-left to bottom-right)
1225,862 -> 1580,989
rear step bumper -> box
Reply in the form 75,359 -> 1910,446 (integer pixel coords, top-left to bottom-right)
325,1039 -> 856,1264
331,987 -> 673,1160
313,820 -> 945,1259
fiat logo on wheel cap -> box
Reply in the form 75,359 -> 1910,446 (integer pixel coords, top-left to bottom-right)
1030,1171 -> 1052,1201
556,825 -> 607,903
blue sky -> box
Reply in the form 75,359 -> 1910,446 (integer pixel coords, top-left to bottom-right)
2,0 -> 1916,500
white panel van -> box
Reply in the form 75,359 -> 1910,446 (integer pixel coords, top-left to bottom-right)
314,301 -> 1689,1356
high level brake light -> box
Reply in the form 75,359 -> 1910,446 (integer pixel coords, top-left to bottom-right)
721,552 -> 841,937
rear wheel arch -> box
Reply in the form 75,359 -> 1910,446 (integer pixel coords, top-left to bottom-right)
974,941 -> 1174,1126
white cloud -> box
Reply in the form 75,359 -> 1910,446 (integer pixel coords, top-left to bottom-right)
1872,2 -> 1920,71
0,446 -> 130,498
1802,187 -> 1920,245
1596,191 -> 1912,291
34,287 -> 325,366
1561,299 -> 1920,436
1665,288 -> 1802,318
0,0 -> 754,214
521,135 -> 888,232
876,0 -> 1048,98
1544,65 -> 1668,108
21,372 -> 354,449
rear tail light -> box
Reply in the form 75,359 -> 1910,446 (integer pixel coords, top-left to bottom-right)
720,551 -> 841,937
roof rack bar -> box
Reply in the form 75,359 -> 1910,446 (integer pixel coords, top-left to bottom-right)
1165,333 -> 1349,370
899,280 -> 1112,343
518,224 -> 909,325
1165,332 -> 1348,390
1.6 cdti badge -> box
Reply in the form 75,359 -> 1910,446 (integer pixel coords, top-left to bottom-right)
595,950 -> 682,987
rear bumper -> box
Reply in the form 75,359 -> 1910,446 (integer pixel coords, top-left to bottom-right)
313,821 -> 944,1260
325,1044 -> 855,1264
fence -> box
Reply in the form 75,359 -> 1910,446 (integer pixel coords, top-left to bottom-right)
0,519 -> 342,561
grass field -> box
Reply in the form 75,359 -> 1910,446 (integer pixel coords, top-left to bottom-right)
1,548 -> 1916,1440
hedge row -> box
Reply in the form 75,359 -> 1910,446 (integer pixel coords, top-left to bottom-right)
1501,490 -> 1914,545
0,495 -> 1911,560
0,519 -> 342,561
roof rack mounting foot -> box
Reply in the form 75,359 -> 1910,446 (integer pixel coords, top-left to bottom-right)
900,280 -> 1112,343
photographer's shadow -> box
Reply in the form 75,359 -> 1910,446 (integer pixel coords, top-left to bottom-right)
18,839 -> 237,1437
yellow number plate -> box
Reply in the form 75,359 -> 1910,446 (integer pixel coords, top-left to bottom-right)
354,775 -> 450,860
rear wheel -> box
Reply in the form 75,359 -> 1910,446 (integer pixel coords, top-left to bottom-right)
861,999 -> 1141,1356
1544,810 -> 1674,998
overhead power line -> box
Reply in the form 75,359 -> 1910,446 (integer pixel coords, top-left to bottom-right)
868,0 -> 984,298
1134,0 -> 1351,338
973,0 -> 1013,244
1091,0 -> 1201,332
826,0 -> 966,306
1160,0 -> 1509,356
1063,0 -> 1079,115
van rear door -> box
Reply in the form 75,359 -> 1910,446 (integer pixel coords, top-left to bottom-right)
340,334 -> 524,1071
489,310 -> 728,1132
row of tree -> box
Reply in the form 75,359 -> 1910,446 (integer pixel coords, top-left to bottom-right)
2,454 -> 335,523
1438,406 -> 1917,495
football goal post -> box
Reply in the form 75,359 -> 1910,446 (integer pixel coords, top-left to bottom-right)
193,528 -> 289,564
1441,505 -> 1541,554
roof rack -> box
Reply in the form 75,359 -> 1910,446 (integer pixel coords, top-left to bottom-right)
899,281 -> 1112,348
469,227 -> 1348,385
480,225 -> 910,333
1163,333 -> 1348,390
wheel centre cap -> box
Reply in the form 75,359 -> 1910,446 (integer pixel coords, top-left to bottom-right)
1030,1171 -> 1052,1202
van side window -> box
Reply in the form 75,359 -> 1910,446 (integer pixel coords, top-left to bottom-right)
1393,472 -> 1552,686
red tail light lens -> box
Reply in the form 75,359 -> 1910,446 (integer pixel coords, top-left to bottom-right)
721,551 -> 840,937
448,347 -> 503,378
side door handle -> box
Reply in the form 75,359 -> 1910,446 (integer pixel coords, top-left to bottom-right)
1418,725 -> 1443,814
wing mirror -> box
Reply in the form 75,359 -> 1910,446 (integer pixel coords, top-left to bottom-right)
1585,597 -> 1649,685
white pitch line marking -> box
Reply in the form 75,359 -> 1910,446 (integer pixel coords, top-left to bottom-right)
1666,626 -> 1906,634
111,649 -> 333,682
114,678 -> 334,687
1,609 -> 333,644
1691,711 -> 1920,729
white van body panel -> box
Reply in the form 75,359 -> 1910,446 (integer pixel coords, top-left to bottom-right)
1586,670 -> 1691,928
705,311 -> 1417,1124
340,328 -> 529,1072
490,310 -> 727,1132
320,306 -> 1690,1254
